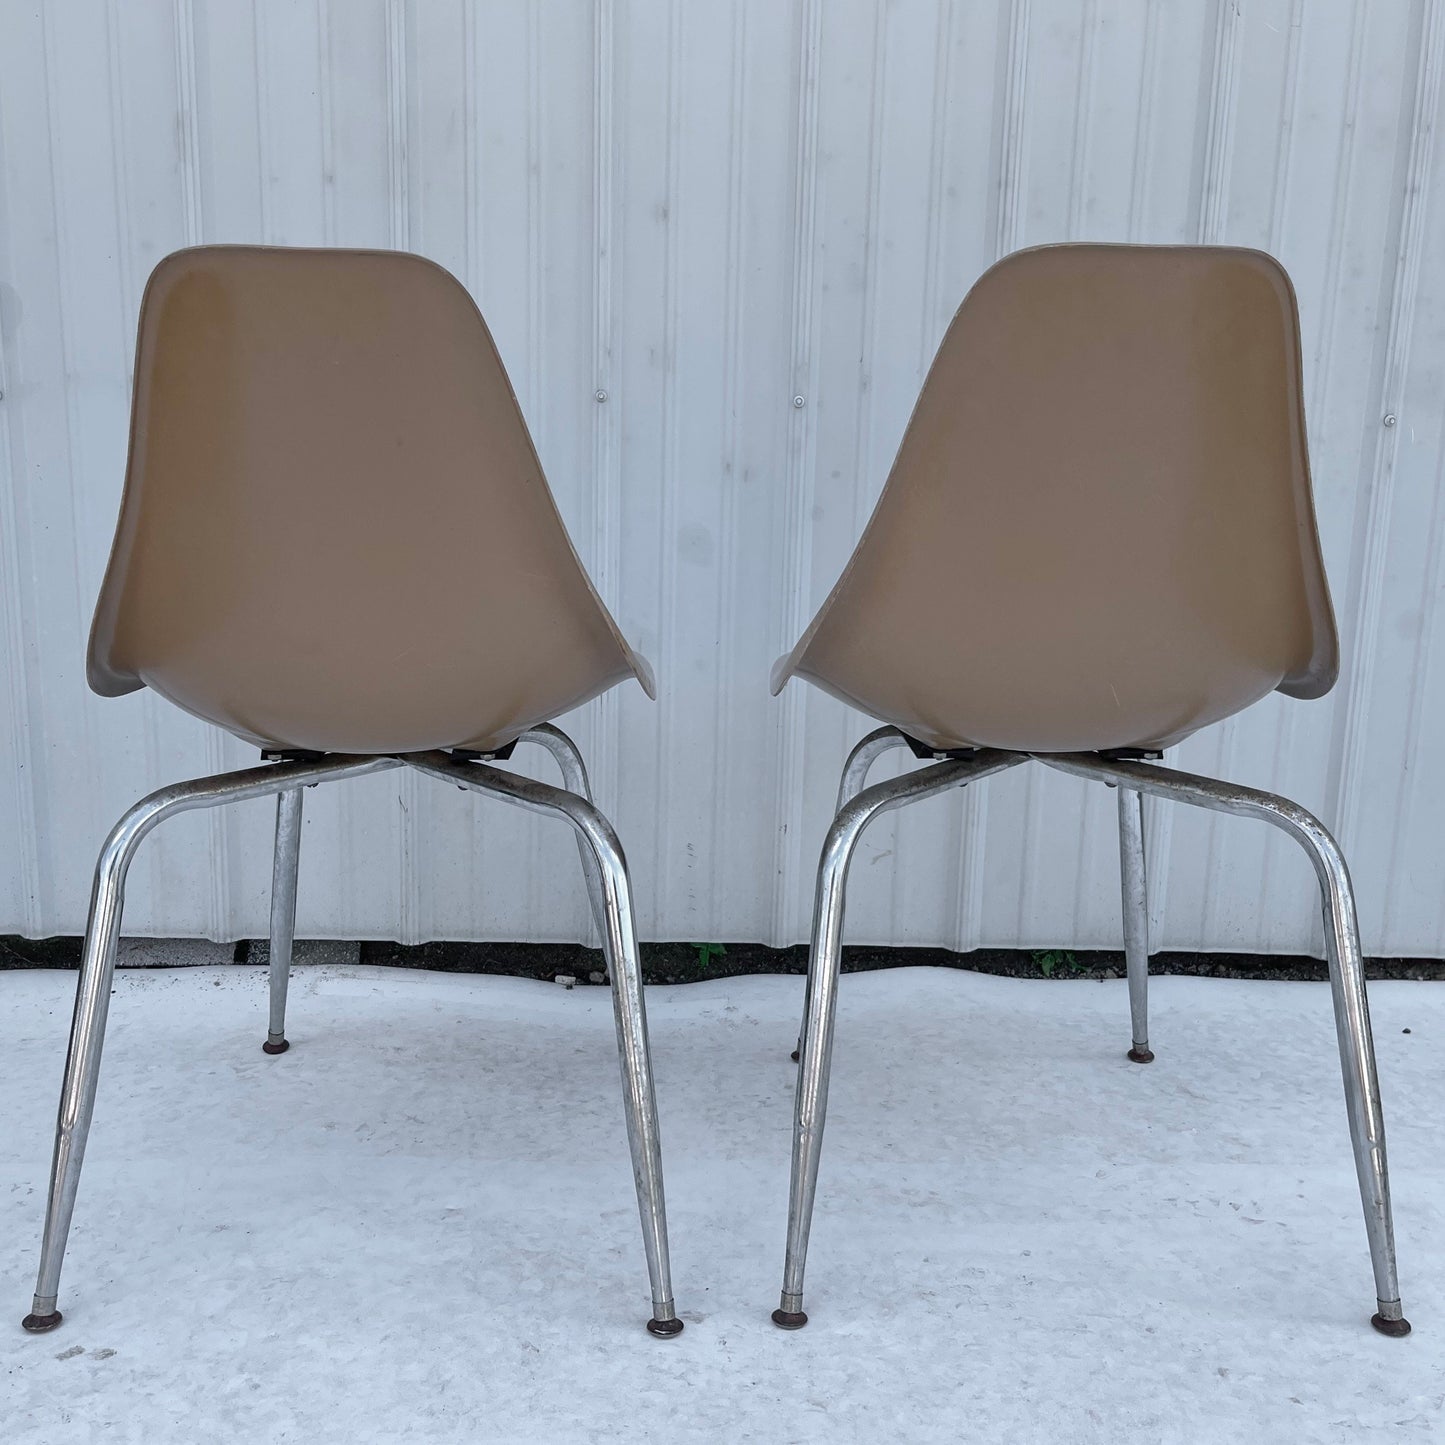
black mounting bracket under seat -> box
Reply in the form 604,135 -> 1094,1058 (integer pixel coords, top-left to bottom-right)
899,732 -> 980,762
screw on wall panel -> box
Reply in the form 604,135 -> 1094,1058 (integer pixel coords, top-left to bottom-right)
595,389 -> 608,403
792,395 -> 806,408
1383,413 -> 1397,427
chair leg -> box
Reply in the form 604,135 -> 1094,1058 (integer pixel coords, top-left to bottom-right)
519,724 -> 608,945
1312,866 -> 1410,1337
1116,785 -> 1153,1063
775,748 -> 1025,1330
22,754 -> 396,1334
1037,752 -> 1409,1336
21,816 -> 132,1334
404,751 -> 683,1336
791,727 -> 912,1061
263,788 -> 305,1055
589,830 -> 683,1337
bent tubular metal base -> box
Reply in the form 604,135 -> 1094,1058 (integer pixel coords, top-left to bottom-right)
774,740 -> 1408,1337
777,746 -> 1026,1328
790,727 -> 918,1061
24,732 -> 680,1338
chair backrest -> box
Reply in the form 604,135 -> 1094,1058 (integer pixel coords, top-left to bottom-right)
773,244 -> 1337,754
90,246 -> 650,754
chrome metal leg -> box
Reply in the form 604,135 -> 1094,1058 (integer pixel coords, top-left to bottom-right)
792,727 -> 914,1060
263,788 -> 304,1055
519,725 -> 608,945
1117,786 -> 1153,1063
835,726 -> 914,812
23,755 -> 399,1334
406,751 -> 682,1337
774,747 -> 1026,1329
1038,752 -> 1409,1336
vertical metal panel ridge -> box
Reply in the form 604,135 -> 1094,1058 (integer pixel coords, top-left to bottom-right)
525,5 -> 541,423
849,5 -> 897,939
1268,0 -> 1306,252
707,0 -> 749,931
166,0 -> 234,939
589,0 -> 619,904
1067,0 -> 1099,237
1198,0 -> 1242,242
386,0 -> 409,248
1332,0 -> 1444,858
769,0 -> 822,946
1246,0 -> 1369,954
0,492 -> 38,932
317,0 -> 337,244
847,2 -> 889,539
922,0 -> 984,953
1306,5 -> 1367,594
1250,0 -> 1311,953
103,3 -> 135,325
1155,0 -> 1247,948
0,45 -> 42,933
650,0 -> 685,932
1127,0 -> 1162,240
1385,438 -> 1445,936
385,0 -> 424,944
103,0 -> 145,923
41,7 -> 111,929
252,1 -> 271,240
994,0 -> 1042,945
461,5 -> 477,289
173,0 -> 203,248
1189,0 -> 1246,943
995,0 -> 1030,256
919,1 -> 953,352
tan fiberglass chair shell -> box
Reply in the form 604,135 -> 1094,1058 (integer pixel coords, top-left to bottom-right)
772,243 -> 1336,755
24,246 -> 681,1340
89,245 -> 654,755
771,244 -> 1408,1339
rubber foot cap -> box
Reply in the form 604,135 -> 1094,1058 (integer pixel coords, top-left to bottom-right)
1372,1312 -> 1411,1337
772,1308 -> 808,1330
647,1317 -> 684,1338
790,1049 -> 800,1062
262,1038 -> 290,1055
1128,1046 -> 1155,1064
22,1311 -> 62,1334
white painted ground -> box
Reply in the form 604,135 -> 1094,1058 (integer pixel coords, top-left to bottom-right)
2,964 -> 1440,1443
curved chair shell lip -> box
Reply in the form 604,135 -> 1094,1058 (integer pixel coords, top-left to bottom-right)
772,241 -> 1338,730
87,243 -> 656,722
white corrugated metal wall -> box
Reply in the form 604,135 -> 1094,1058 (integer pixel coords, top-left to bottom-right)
1,0 -> 1442,955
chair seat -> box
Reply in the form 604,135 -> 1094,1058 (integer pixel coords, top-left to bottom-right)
772,633 -> 1283,754
138,634 -> 654,757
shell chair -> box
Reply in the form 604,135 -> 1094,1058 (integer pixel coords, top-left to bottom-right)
22,246 -> 682,1338
769,243 -> 1408,1337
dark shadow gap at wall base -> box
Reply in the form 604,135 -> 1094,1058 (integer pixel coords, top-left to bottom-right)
3,934 -> 1443,987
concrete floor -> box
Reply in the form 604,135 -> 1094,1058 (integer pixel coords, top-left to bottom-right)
2,963 -> 1440,1442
